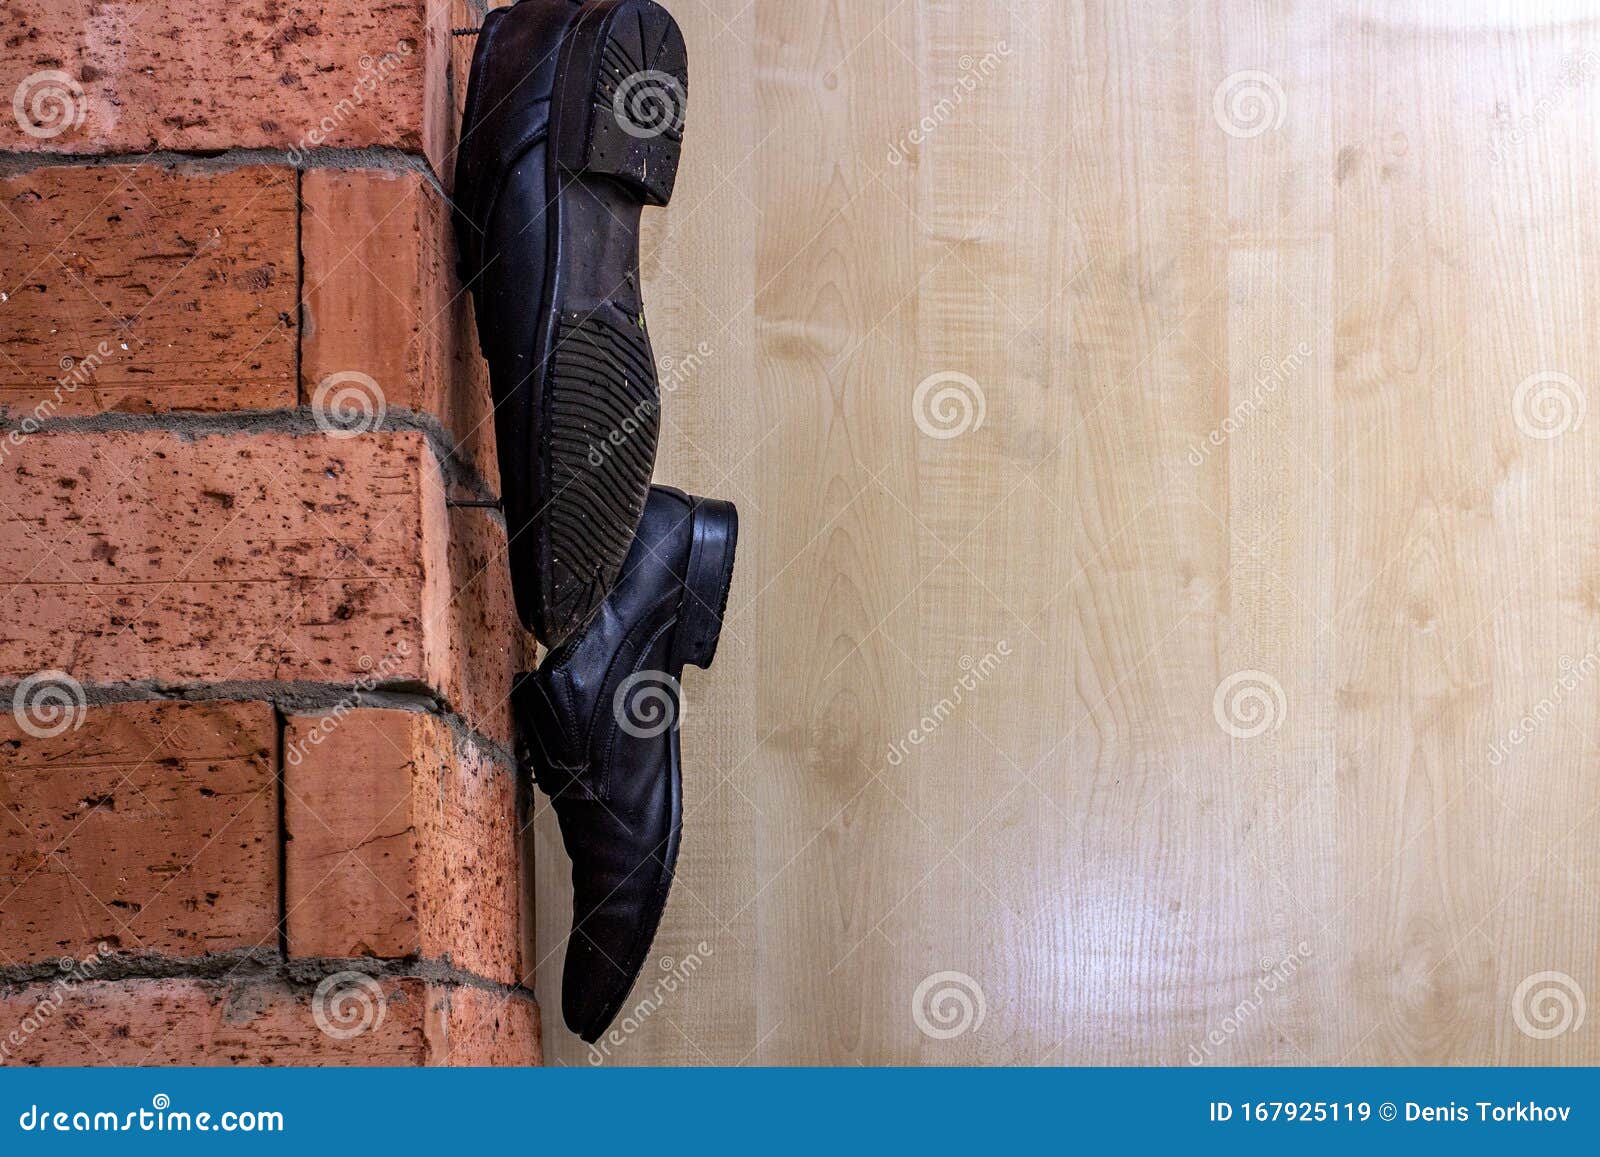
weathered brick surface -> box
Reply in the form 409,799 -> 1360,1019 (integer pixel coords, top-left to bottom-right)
0,2 -> 451,173
0,701 -> 278,962
0,0 -> 541,1067
426,982 -> 540,1065
0,976 -> 541,1066
0,164 -> 298,416
0,431 -> 520,744
301,168 -> 496,488
285,710 -> 518,984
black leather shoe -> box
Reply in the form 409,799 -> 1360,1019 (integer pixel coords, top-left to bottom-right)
515,486 -> 737,1041
454,0 -> 688,646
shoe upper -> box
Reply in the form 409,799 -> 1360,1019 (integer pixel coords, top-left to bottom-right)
453,0 -> 574,640
453,0 -> 572,289
515,485 -> 702,1041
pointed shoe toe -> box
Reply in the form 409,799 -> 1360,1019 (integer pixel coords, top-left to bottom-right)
514,486 -> 738,1041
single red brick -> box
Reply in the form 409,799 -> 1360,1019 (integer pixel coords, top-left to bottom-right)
0,700 -> 278,962
0,2 -> 451,174
284,709 -> 519,984
0,431 -> 522,745
0,164 -> 298,416
300,167 -> 497,490
0,975 -> 540,1066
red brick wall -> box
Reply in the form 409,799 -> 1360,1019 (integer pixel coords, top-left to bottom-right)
0,0 -> 540,1065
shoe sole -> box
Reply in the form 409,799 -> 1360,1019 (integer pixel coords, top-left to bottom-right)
536,0 -> 688,643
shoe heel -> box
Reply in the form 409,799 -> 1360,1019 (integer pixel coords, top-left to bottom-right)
672,498 -> 738,670
554,0 -> 686,206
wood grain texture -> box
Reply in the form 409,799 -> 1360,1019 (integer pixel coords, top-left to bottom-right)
535,0 -> 1600,1066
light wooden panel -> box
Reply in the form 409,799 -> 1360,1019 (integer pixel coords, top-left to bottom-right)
535,0 -> 1600,1066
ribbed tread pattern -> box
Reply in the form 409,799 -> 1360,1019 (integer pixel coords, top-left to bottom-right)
578,0 -> 686,204
544,307 -> 660,633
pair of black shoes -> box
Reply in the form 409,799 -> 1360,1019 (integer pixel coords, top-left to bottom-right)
455,0 -> 737,1041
